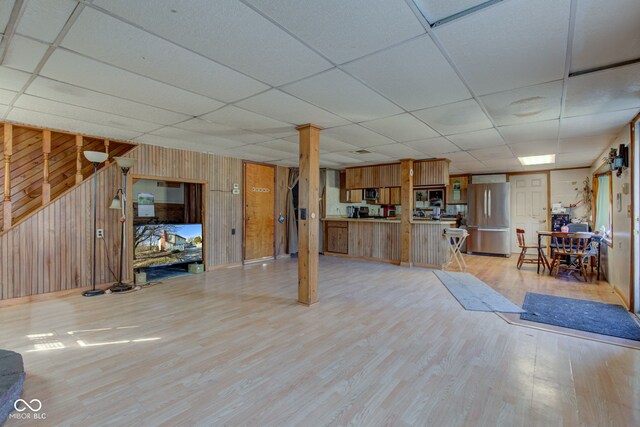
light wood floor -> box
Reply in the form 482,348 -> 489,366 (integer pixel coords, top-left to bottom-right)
1,256 -> 638,426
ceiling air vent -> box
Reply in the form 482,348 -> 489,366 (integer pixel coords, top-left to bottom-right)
353,149 -> 371,154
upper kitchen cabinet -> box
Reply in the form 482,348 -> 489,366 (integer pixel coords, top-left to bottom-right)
413,159 -> 450,187
339,171 -> 363,203
447,175 -> 469,204
345,163 -> 400,189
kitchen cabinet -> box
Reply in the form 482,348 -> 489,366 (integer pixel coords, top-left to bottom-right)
326,221 -> 349,254
368,187 -> 401,205
413,159 -> 450,187
447,175 -> 469,204
345,163 -> 400,189
339,171 -> 363,202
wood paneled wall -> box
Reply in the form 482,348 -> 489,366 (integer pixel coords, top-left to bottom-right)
348,221 -> 400,261
0,143 -> 289,300
412,222 -> 451,267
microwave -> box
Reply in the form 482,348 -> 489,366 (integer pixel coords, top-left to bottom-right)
364,188 -> 378,201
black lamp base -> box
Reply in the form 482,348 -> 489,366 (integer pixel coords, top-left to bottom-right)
109,282 -> 133,293
82,289 -> 105,297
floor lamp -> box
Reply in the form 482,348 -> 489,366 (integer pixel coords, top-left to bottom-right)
83,151 -> 109,297
109,156 -> 137,293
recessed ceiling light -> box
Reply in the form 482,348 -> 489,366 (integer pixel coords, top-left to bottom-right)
518,154 -> 556,166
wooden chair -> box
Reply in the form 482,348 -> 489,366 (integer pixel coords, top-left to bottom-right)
516,228 -> 547,270
549,232 -> 592,282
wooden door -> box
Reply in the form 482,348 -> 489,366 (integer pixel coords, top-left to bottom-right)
244,163 -> 275,261
509,173 -> 548,253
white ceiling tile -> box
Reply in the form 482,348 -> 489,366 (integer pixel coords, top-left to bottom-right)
480,80 -> 563,126
555,151 -> 602,167
333,150 -> 395,164
257,139 -> 299,157
508,139 -> 558,157
0,104 -> 8,117
7,107 -> 142,140
26,77 -> 189,125
499,120 -> 559,144
446,128 -> 504,150
443,151 -> 476,162
451,160 -> 487,172
558,135 -> 615,154
435,0 -> 571,95
173,118 -> 272,144
282,68 -> 402,122
343,36 -> 470,111
62,8 -> 268,103
274,158 -> 300,168
238,144 -> 292,160
3,35 -> 49,72
16,0 -> 77,43
0,0 -> 14,33
564,63 -> 640,117
322,124 -> 396,148
481,158 -> 523,169
321,152 -> 367,165
572,0 -> 640,72
40,49 -> 224,115
367,143 -> 425,159
134,133 -> 217,154
235,89 -> 349,128
404,137 -> 460,155
93,0 -> 331,86
13,94 -> 161,132
218,147 -> 281,163
283,134 -> 361,154
413,99 -> 492,135
360,113 -> 439,142
413,0 -> 489,23
467,145 -> 515,161
244,0 -> 424,64
200,106 -> 296,138
559,109 -> 637,140
0,88 -> 16,104
0,66 -> 31,91
150,127 -> 246,150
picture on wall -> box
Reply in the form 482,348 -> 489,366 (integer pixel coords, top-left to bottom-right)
133,224 -> 203,269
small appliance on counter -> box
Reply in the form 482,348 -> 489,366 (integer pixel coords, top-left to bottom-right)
382,205 -> 396,217
431,207 -> 441,220
358,206 -> 370,218
347,205 -> 359,218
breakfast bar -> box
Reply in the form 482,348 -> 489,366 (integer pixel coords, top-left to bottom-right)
323,217 -> 456,268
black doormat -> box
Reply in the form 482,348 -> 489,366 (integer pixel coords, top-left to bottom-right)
521,292 -> 640,341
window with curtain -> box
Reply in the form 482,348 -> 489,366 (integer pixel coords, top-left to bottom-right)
595,174 -> 611,235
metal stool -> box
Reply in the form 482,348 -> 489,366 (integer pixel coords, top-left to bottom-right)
444,229 -> 468,272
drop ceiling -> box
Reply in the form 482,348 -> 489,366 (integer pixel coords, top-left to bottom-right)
0,0 -> 638,173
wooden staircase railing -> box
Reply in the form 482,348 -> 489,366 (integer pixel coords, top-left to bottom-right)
0,121 -> 136,233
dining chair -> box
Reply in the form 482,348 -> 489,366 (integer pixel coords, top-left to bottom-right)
549,232 -> 592,282
516,228 -> 546,270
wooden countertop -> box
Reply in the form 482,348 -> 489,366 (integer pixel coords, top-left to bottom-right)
323,216 -> 456,225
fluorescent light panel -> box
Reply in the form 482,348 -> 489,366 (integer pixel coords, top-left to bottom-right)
518,154 -> 556,166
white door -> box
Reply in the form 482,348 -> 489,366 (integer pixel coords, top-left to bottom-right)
510,173 -> 548,253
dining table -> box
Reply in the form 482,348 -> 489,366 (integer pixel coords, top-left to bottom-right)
536,230 -> 603,279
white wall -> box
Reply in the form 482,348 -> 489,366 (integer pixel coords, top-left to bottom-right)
590,127 -> 632,306
550,168 -> 590,222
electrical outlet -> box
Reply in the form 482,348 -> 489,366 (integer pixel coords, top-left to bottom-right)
97,229 -> 104,238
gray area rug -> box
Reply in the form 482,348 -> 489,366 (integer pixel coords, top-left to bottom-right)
434,271 -> 525,313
